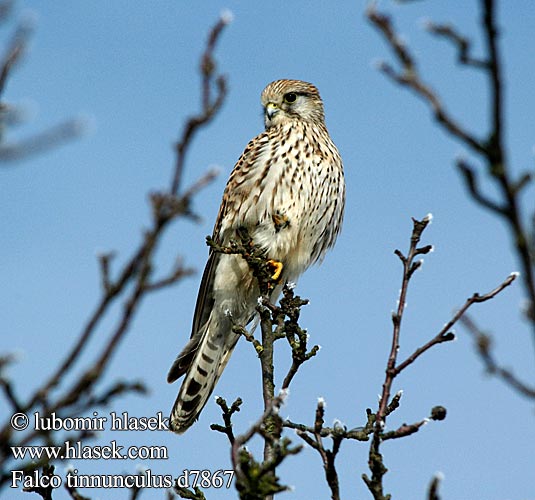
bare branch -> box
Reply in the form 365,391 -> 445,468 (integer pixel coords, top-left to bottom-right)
0,15 -> 228,491
456,158 -> 506,215
98,252 -> 116,293
287,403 -> 377,500
22,464 -> 56,500
152,167 -> 220,224
170,16 -> 230,195
0,118 -> 86,163
0,7 -> 33,98
377,215 -> 433,425
425,21 -> 488,69
363,217 -> 515,500
143,258 -> 195,292
481,0 -> 535,337
232,394 -> 285,454
210,396 -> 242,444
174,485 -> 206,500
279,287 -> 315,390
368,0 -> 535,347
285,410 -> 374,443
0,376 -> 22,412
460,314 -> 535,399
229,393 -> 300,498
306,400 -> 342,500
394,273 -> 516,375
64,480 -> 91,500
512,171 -> 533,196
427,473 -> 443,500
366,4 -> 486,155
381,419 -> 428,440
0,8 -> 87,162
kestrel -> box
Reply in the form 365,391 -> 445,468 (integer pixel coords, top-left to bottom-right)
168,79 -> 345,433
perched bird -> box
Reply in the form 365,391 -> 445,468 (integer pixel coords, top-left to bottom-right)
168,79 -> 345,433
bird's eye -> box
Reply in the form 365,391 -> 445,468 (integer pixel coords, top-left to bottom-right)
283,93 -> 297,103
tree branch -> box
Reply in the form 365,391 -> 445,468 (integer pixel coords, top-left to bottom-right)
0,13 -> 229,492
170,15 -> 230,195
367,0 -> 535,349
366,4 -> 486,155
425,20 -> 489,69
362,216 -> 515,500
460,313 -> 535,399
394,272 -> 517,375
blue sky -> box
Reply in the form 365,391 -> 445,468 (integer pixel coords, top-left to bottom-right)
1,1 -> 534,499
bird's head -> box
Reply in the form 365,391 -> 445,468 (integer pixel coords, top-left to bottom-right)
261,79 -> 325,129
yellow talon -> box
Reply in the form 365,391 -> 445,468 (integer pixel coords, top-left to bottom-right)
267,259 -> 283,281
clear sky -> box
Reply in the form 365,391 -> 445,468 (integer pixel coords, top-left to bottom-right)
1,1 -> 534,499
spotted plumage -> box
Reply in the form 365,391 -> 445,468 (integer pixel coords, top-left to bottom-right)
168,79 -> 345,433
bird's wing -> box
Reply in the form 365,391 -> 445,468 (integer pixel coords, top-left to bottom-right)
211,132 -> 271,238
166,251 -> 219,383
190,250 -> 219,337
167,132 -> 270,384
190,134 -> 266,333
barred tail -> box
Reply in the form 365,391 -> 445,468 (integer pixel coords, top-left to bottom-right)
168,315 -> 237,434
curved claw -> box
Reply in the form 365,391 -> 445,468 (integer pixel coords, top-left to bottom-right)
267,259 -> 283,281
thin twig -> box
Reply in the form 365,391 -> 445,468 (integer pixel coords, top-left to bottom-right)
366,4 -> 486,155
427,474 -> 443,500
425,21 -> 488,69
460,314 -> 535,399
230,393 -> 299,499
456,158 -> 506,215
394,272 -> 517,375
0,14 -> 229,491
381,419 -> 428,440
231,394 -> 286,458
309,400 -> 342,500
367,0 -> 535,348
0,119 -> 86,163
143,259 -> 195,292
64,481 -> 91,500
376,216 -> 433,424
0,8 -> 32,98
170,16 -> 230,195
210,396 -> 242,444
362,216 -> 515,500
208,233 -> 318,497
279,287 -> 316,390
481,0 -> 535,338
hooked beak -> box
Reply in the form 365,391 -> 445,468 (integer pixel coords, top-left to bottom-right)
264,102 -> 279,120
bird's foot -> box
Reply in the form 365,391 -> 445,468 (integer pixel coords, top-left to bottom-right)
267,259 -> 284,281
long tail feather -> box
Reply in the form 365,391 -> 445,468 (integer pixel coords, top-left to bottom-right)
168,314 -> 238,433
